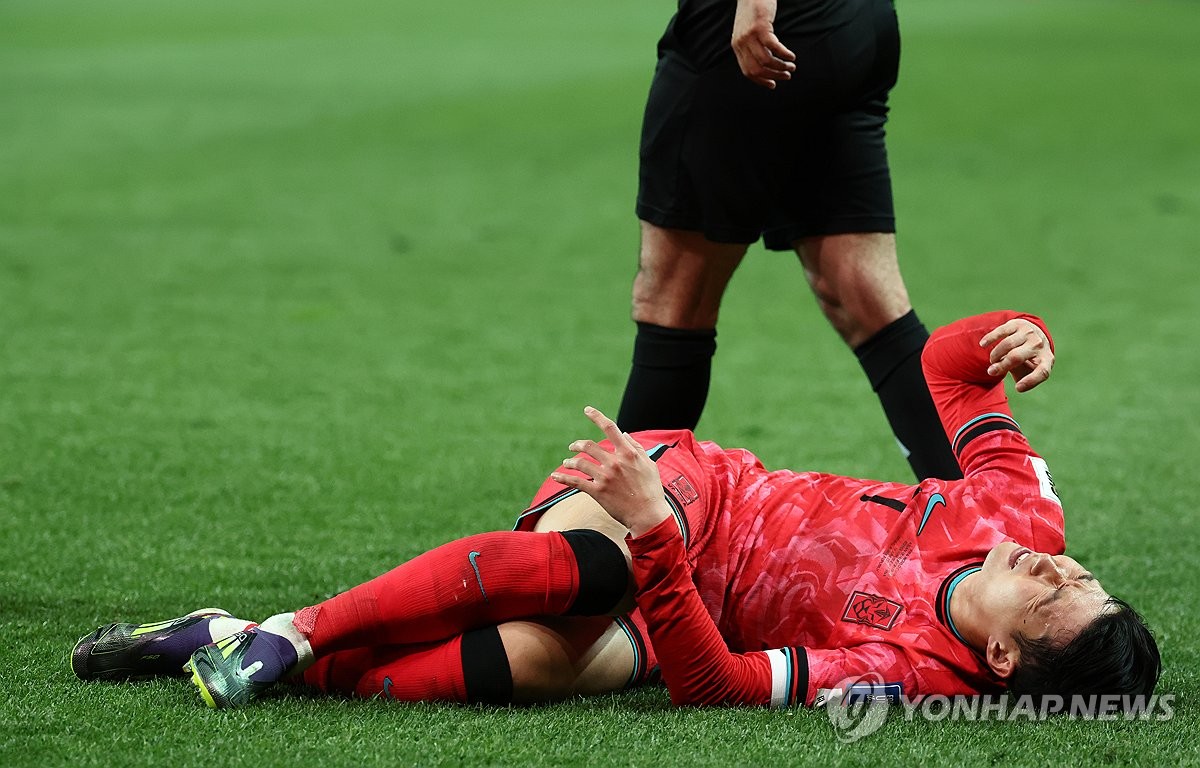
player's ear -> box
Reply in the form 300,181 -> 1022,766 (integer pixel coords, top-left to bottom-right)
985,634 -> 1018,679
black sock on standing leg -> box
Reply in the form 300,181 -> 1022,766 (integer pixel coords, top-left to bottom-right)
855,310 -> 963,481
617,322 -> 717,432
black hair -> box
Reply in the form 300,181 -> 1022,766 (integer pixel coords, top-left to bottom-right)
1009,596 -> 1161,711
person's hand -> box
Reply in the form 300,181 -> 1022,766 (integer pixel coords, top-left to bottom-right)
549,406 -> 672,536
979,318 -> 1055,393
732,0 -> 796,89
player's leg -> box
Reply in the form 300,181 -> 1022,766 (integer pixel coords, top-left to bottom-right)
795,232 -> 907,349
188,494 -> 635,708
795,232 -> 959,480
777,1 -> 959,481
297,616 -> 641,705
504,616 -> 644,702
616,222 -> 746,432
622,42 -> 760,433
528,490 -> 637,613
291,526 -> 628,650
291,494 -> 649,706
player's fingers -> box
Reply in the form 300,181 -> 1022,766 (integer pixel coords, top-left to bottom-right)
559,455 -> 599,480
762,34 -> 796,64
583,405 -> 624,444
987,346 -> 1034,377
979,321 -> 1019,350
567,438 -> 611,465
987,336 -> 1024,369
620,430 -> 649,457
550,471 -> 586,490
1014,363 -> 1051,393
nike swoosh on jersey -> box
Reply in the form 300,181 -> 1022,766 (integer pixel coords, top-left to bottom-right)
918,493 -> 946,536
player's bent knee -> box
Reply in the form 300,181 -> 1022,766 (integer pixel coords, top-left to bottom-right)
533,495 -> 636,614
560,529 -> 631,616
500,618 -> 635,704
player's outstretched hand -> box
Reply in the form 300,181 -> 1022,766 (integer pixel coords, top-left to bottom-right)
550,406 -> 672,537
732,0 -> 796,89
979,318 -> 1055,393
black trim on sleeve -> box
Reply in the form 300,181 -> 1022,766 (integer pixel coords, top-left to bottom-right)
794,647 -> 810,707
953,417 -> 1021,458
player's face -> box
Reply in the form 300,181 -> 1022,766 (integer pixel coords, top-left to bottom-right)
976,542 -> 1112,648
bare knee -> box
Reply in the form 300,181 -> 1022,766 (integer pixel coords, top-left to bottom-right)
533,494 -> 636,615
501,618 -> 634,704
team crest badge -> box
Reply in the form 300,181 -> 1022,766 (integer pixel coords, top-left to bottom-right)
666,475 -> 699,505
841,591 -> 903,631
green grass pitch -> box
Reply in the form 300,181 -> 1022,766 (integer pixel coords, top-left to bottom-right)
2,0 -> 1198,765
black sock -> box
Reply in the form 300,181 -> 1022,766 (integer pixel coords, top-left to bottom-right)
461,626 -> 514,705
854,310 -> 963,481
560,529 -> 630,616
617,322 -> 717,432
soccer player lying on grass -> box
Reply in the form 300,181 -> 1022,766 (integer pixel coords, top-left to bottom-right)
72,310 -> 1160,711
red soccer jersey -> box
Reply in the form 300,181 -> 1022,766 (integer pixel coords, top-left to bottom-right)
626,311 -> 1065,707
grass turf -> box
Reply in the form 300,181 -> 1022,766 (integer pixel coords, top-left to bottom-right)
2,0 -> 1198,765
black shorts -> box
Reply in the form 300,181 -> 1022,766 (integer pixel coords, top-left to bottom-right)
636,0 -> 901,250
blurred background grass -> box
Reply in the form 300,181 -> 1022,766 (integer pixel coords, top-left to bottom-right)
1,1 -> 1198,765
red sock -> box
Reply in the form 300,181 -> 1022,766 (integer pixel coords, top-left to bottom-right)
298,627 -> 512,704
294,531 -> 581,655
300,640 -> 468,701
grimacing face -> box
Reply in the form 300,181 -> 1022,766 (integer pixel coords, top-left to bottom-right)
975,541 -> 1112,652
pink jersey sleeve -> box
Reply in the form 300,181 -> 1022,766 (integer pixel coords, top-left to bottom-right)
921,310 -> 1054,476
628,518 -> 807,707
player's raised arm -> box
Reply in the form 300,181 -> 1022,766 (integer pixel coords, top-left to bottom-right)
921,311 -> 1055,477
550,406 -> 673,536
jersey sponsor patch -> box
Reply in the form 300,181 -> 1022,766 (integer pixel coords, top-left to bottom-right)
841,591 -> 903,631
666,474 -> 699,505
814,679 -> 905,707
844,680 -> 905,705
1029,456 -> 1061,505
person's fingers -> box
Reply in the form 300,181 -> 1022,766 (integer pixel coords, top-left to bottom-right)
583,405 -> 624,444
986,337 -> 1023,372
550,470 -> 585,489
987,345 -> 1036,377
559,455 -> 599,480
621,431 -> 647,455
567,438 -> 611,465
762,33 -> 796,64
1014,363 -> 1051,393
979,321 -> 1019,350
734,32 -> 794,88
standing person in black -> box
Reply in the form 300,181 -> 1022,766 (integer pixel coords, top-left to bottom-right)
619,0 -> 961,481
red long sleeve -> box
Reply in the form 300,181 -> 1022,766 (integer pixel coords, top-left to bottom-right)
628,518 -> 783,707
921,310 -> 1053,476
